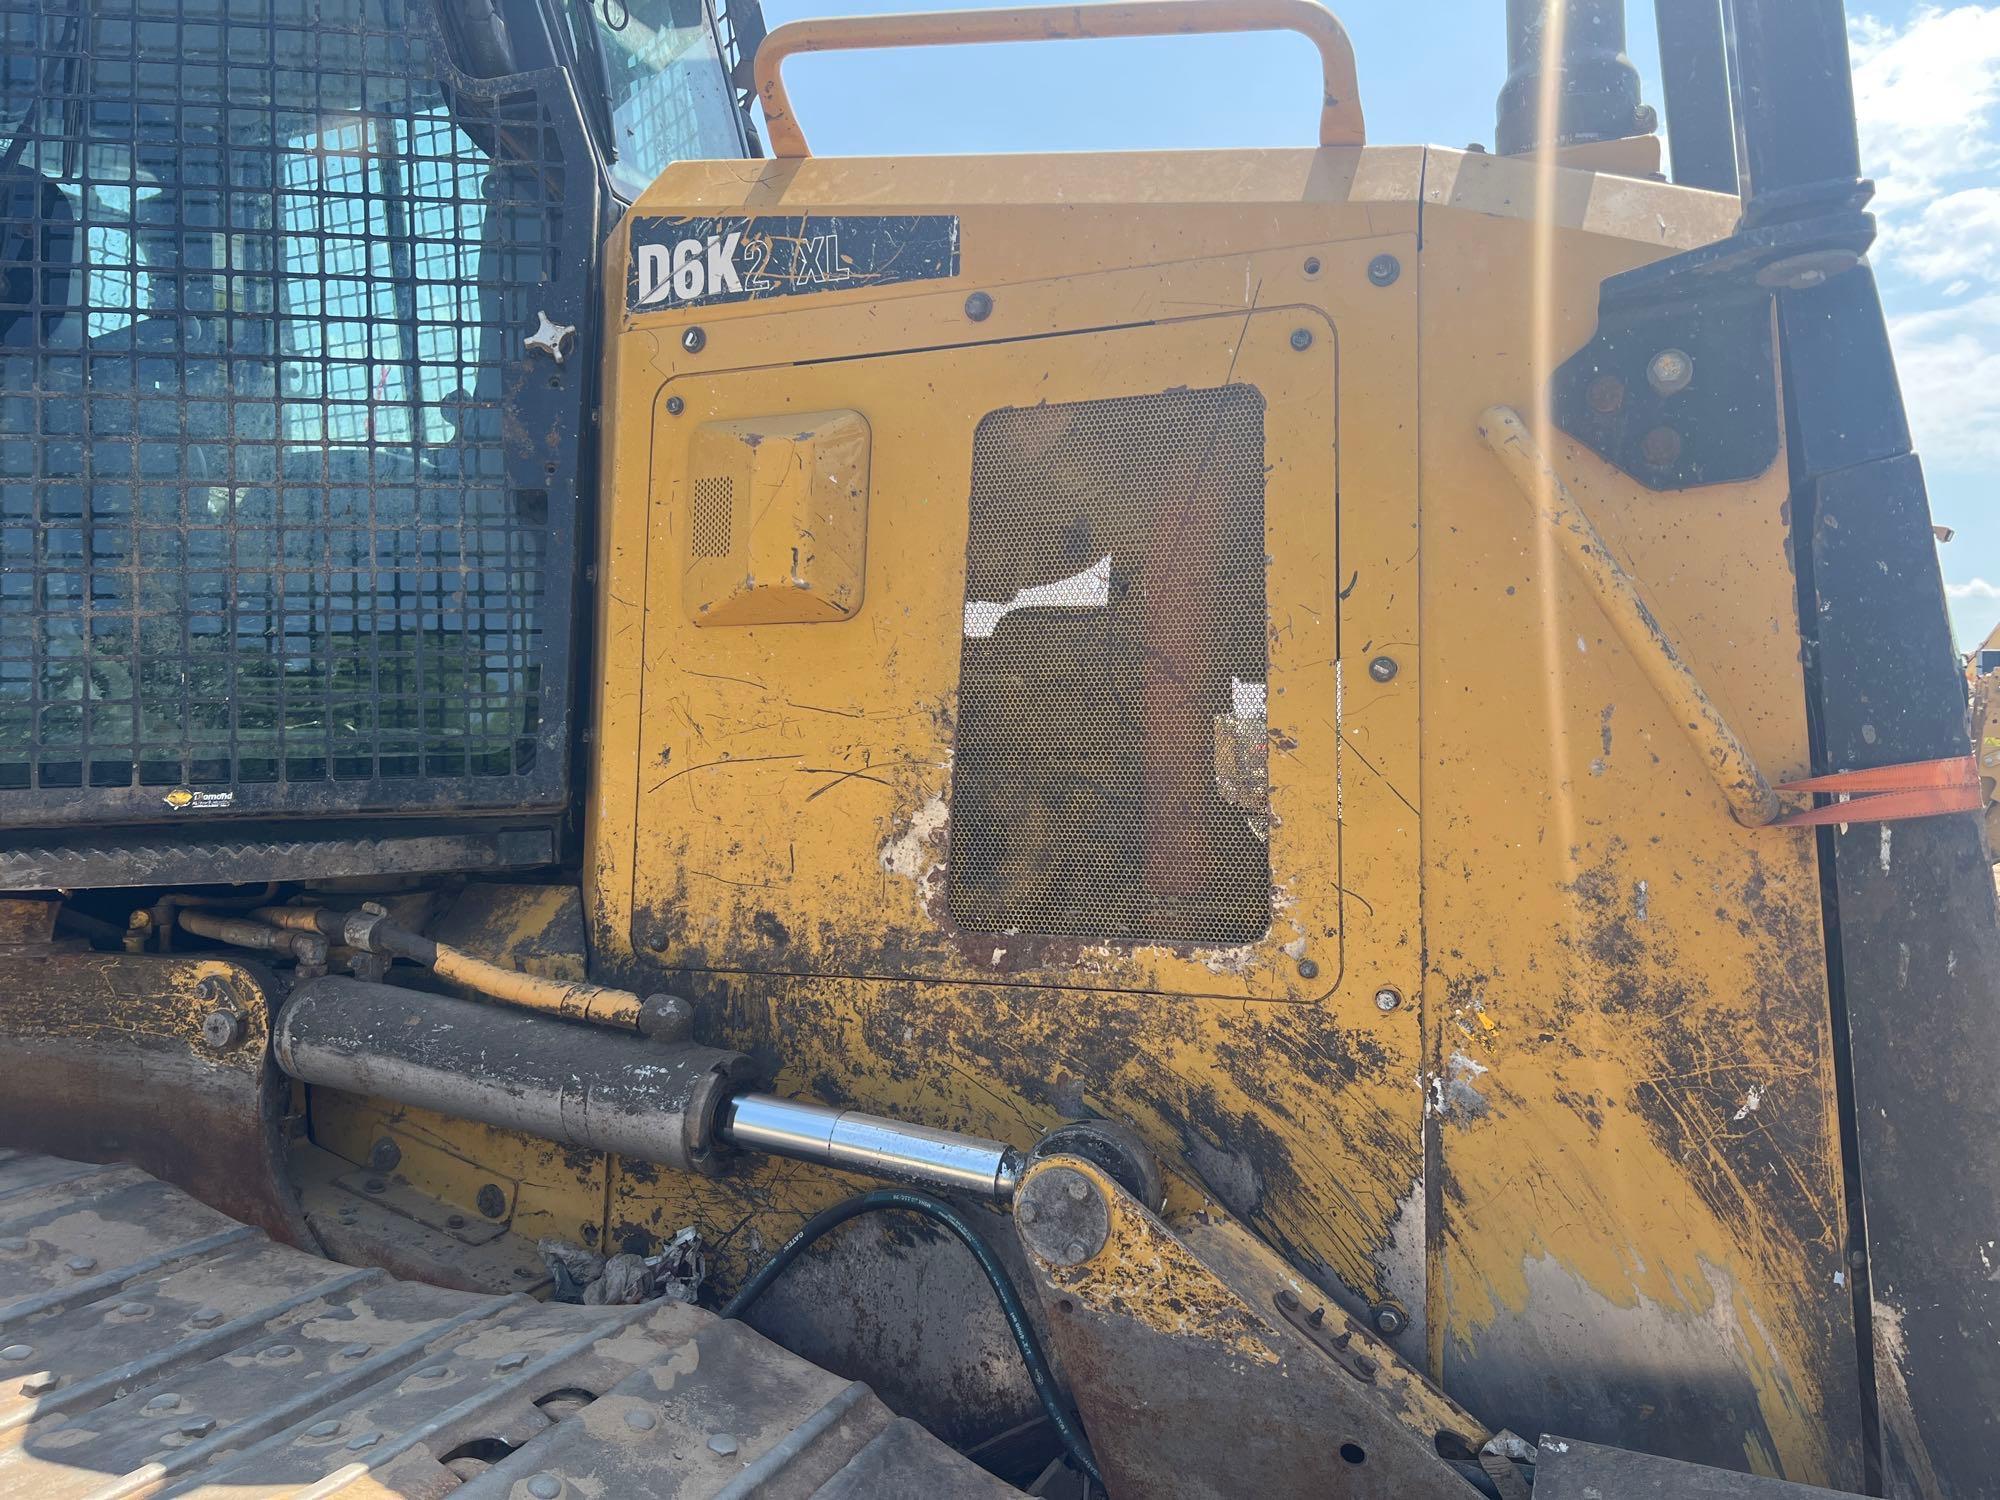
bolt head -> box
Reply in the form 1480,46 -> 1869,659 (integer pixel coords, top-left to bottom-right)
1646,347 -> 1694,397
1297,957 -> 1320,981
707,1432 -> 740,1457
305,1419 -> 343,1439
1585,372 -> 1626,414
1302,256 -> 1322,276
1374,987 -> 1402,1012
1289,327 -> 1314,352
200,1009 -> 245,1050
665,394 -> 685,416
0,1345 -> 28,1362
681,326 -> 706,354
1368,655 -> 1398,684
1371,1302 -> 1409,1337
189,1307 -> 223,1328
368,1137 -> 401,1172
178,1416 -> 216,1438
143,1393 -> 183,1413
964,290 -> 994,322
1016,1201 -> 1038,1225
1065,1239 -> 1088,1261
1367,253 -> 1401,287
476,1183 -> 508,1219
527,1476 -> 564,1500
66,1255 -> 96,1275
346,1430 -> 382,1451
1066,1177 -> 1090,1202
0,1237 -> 28,1253
625,1408 -> 657,1432
1641,424 -> 1684,469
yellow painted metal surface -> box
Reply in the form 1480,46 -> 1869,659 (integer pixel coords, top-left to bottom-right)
310,137 -> 1857,1484
684,409 -> 871,625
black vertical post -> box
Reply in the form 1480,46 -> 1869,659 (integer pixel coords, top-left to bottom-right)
1729,2 -> 2000,1493
1496,0 -> 1654,155
1653,0 -> 1738,192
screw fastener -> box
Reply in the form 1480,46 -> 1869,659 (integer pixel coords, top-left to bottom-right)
1289,327 -> 1314,351
1368,656 -> 1398,683
681,326 -> 706,354
1375,987 -> 1402,1012
665,395 -> 685,416
1371,1302 -> 1409,1337
1297,958 -> 1320,980
200,1009 -> 246,1050
1367,253 -> 1401,287
708,1433 -> 740,1457
0,1346 -> 31,1362
1646,347 -> 1694,397
964,291 -> 994,322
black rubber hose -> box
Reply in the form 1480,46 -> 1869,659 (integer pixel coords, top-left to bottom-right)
721,1186 -> 1104,1491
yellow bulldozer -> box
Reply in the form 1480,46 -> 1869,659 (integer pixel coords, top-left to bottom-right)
1,0 -> 1994,1495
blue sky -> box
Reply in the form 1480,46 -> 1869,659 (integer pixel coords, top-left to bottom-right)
754,0 -> 2000,649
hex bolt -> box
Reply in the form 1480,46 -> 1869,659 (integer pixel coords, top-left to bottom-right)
1016,1201 -> 1038,1225
1368,656 -> 1398,683
189,1307 -> 223,1329
260,1344 -> 297,1361
1289,327 -> 1314,352
496,1351 -> 532,1372
305,1419 -> 343,1439
0,1345 -> 31,1362
665,395 -> 685,416
20,1372 -> 58,1396
1646,347 -> 1694,397
200,1009 -> 246,1050
625,1408 -> 658,1432
1375,987 -> 1402,1012
143,1393 -> 183,1413
1297,958 -> 1320,980
337,1343 -> 371,1359
476,1183 -> 507,1219
707,1433 -> 740,1457
447,1214 -> 467,1229
413,1364 -> 450,1380
179,1416 -> 217,1438
1371,1302 -> 1409,1337
368,1137 -> 401,1172
1065,1239 -> 1088,1261
680,326 -> 706,354
363,1178 -> 387,1194
527,1477 -> 563,1500
1367,253 -> 1401,287
1066,1177 -> 1090,1203
347,1431 -> 382,1451
66,1255 -> 96,1275
964,291 -> 994,322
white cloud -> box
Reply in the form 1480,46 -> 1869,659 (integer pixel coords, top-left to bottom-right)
1880,186 -> 2000,285
1852,6 -> 2000,210
1887,294 -> 2000,464
1947,577 -> 2000,599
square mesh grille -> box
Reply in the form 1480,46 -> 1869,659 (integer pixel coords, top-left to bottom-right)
0,0 -> 572,820
689,475 -> 732,560
946,385 -> 1273,947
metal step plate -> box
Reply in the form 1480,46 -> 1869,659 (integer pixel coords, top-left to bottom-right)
0,1151 -> 1021,1498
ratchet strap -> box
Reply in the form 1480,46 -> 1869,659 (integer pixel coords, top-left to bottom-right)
1773,755 -> 1983,827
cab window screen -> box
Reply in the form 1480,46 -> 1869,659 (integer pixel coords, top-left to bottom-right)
583,0 -> 744,200
0,0 -> 571,820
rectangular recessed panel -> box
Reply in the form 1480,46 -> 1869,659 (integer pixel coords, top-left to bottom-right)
0,0 -> 574,821
946,385 -> 1272,946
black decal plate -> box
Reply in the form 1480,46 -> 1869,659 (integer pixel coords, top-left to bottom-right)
627,214 -> 960,312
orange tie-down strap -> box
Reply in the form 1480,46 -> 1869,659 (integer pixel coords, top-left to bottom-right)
1774,755 -> 1985,827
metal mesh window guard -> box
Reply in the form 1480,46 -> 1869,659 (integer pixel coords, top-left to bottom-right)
0,0 -> 578,824
946,385 -> 1274,947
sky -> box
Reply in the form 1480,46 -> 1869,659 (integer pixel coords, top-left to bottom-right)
751,0 -> 2000,650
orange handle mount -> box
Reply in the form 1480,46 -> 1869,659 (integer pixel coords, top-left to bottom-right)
754,0 -> 1367,159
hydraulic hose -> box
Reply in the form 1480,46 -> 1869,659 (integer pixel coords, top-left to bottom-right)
721,1187 -> 1103,1490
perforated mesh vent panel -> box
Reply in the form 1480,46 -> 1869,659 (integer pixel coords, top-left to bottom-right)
690,476 -> 733,560
946,385 -> 1272,946
0,0 -> 580,824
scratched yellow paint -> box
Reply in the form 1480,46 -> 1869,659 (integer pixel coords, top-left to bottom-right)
311,140 -> 1854,1483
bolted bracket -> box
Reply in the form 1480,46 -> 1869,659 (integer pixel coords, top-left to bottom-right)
1553,192 -> 1876,491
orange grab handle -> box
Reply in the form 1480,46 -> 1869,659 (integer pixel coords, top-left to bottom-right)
753,0 -> 1367,159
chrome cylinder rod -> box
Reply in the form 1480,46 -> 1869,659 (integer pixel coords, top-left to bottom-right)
720,1093 -> 1022,1202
